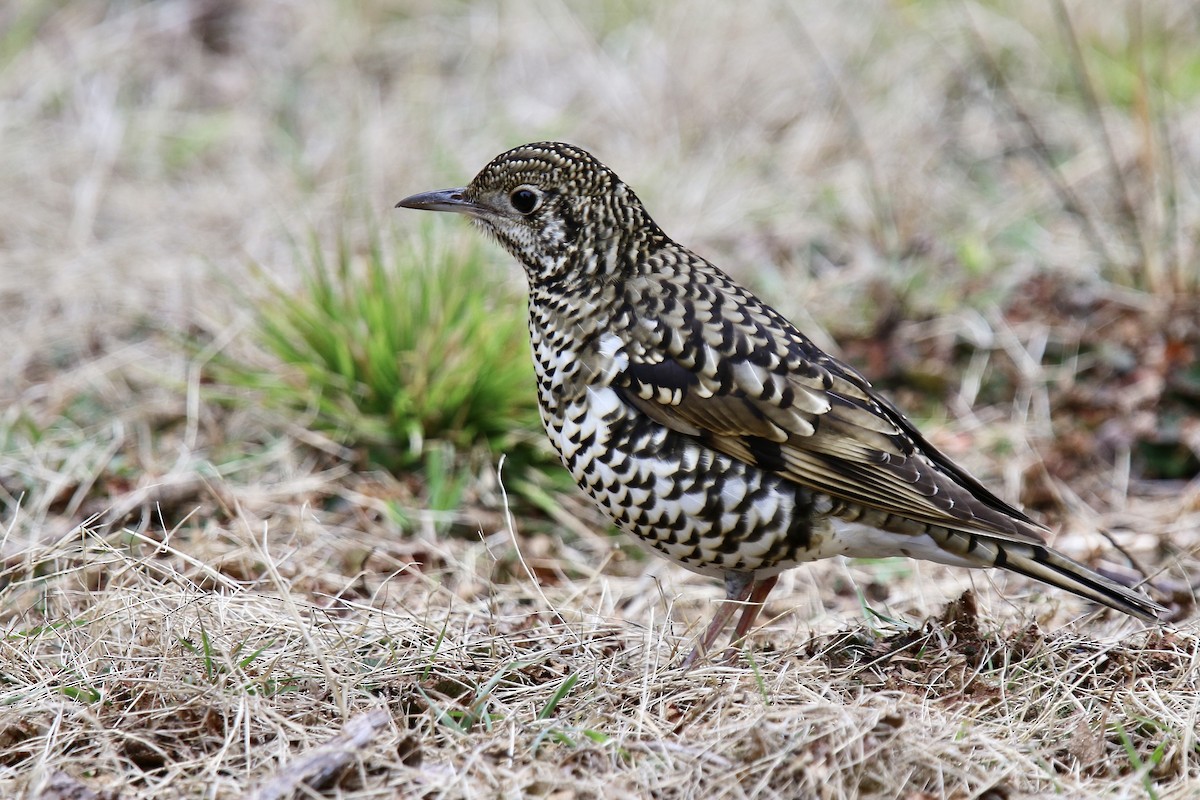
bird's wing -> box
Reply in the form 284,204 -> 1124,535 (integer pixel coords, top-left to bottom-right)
612,266 -> 1047,544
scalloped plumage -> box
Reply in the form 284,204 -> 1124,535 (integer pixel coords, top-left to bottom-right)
397,141 -> 1163,668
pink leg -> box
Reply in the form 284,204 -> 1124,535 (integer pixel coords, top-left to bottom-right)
722,574 -> 779,664
680,573 -> 754,671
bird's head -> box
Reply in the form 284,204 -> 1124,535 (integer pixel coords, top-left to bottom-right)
397,142 -> 660,287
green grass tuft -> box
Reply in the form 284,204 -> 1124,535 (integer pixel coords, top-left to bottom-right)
215,225 -> 546,474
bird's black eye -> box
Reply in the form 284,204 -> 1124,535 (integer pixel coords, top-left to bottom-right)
510,188 -> 541,215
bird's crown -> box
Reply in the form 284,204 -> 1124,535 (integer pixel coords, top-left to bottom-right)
469,141 -> 619,198
399,142 -> 661,287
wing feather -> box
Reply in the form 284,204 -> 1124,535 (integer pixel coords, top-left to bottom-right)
611,271 -> 1046,544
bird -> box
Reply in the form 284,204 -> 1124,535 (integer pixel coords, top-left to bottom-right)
397,141 -> 1164,668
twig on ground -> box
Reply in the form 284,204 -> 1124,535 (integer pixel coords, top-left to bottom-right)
242,710 -> 390,800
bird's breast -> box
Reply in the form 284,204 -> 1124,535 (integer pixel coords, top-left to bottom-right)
526,298 -> 830,576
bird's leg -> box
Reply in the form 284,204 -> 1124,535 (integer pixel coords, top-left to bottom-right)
679,572 -> 755,671
722,574 -> 779,664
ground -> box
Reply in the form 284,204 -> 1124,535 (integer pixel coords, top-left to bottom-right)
1,2 -> 1198,798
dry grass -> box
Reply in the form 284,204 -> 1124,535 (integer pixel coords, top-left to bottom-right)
2,1 -> 1198,798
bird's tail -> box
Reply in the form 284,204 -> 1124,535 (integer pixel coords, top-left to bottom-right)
936,529 -> 1164,622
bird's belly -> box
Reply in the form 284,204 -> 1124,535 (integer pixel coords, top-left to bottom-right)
542,385 -> 827,577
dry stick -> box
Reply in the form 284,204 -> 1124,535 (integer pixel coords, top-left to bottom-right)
960,3 -> 1118,269
1126,3 -> 1169,296
1094,526 -> 1155,583
37,771 -> 110,800
1051,0 -> 1149,280
247,506 -> 349,717
1148,22 -> 1189,294
242,710 -> 390,800
496,454 -> 582,645
1155,93 -> 1185,295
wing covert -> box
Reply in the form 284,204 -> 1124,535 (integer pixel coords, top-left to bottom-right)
608,274 -> 1044,543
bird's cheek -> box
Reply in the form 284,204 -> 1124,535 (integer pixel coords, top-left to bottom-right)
540,216 -> 568,250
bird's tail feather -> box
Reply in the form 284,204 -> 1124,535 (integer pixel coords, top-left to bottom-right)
939,529 -> 1164,622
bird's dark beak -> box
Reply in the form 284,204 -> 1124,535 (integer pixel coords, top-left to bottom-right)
395,188 -> 479,215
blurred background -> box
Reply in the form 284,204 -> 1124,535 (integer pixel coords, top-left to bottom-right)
1,3 -> 1198,797
3,0 -> 1196,537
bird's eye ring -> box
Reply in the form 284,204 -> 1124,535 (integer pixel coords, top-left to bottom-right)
510,188 -> 541,215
